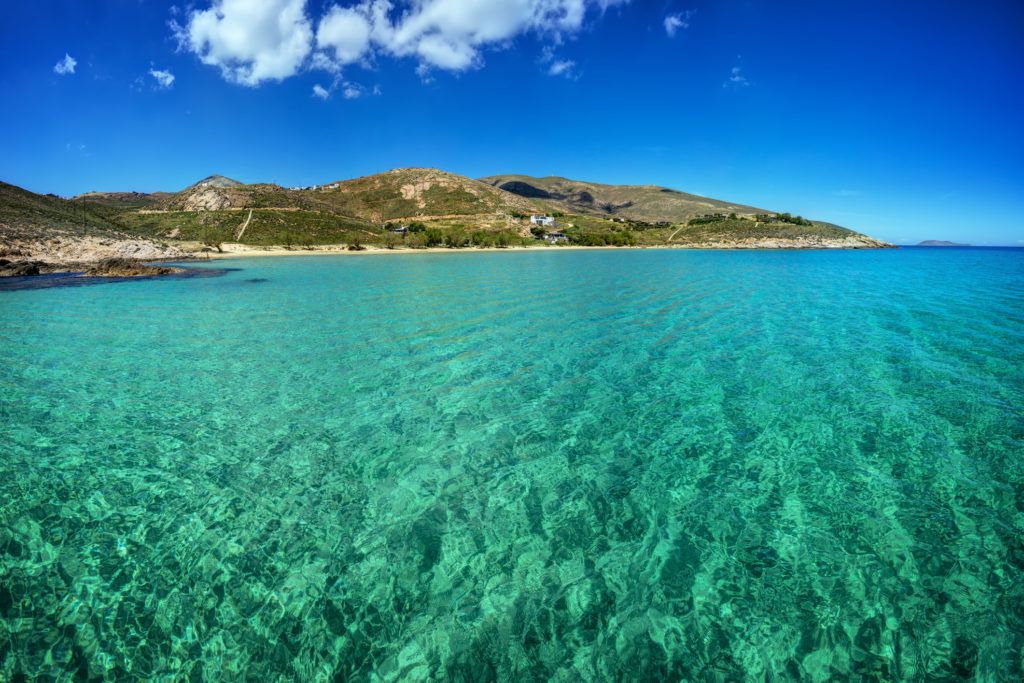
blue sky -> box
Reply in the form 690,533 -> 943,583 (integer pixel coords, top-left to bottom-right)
1,0 -> 1022,245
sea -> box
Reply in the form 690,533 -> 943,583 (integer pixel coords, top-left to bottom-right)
2,247 -> 1022,680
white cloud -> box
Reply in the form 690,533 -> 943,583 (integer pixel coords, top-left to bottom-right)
54,53 -> 77,75
724,65 -> 748,87
174,0 -> 314,86
371,0 -> 629,73
149,68 -> 176,89
342,84 -> 363,99
177,0 -> 630,85
316,5 -> 372,66
547,59 -> 575,77
664,10 -> 694,37
312,83 -> 330,99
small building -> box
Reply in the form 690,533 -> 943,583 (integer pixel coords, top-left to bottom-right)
531,215 -> 556,227
545,232 -> 568,242
390,225 -> 408,234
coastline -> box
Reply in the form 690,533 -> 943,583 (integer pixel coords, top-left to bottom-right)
0,237 -> 897,279
197,239 -> 896,260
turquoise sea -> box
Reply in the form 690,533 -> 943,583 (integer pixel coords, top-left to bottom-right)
2,247 -> 1023,680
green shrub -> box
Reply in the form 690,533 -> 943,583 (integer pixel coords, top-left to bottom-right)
424,228 -> 444,247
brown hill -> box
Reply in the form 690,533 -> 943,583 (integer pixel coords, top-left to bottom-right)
478,174 -> 767,222
309,168 -> 548,222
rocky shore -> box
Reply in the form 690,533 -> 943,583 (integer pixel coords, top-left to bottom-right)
0,234 -> 189,278
672,235 -> 895,249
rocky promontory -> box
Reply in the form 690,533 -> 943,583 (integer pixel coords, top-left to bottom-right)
673,235 -> 895,250
0,234 -> 188,278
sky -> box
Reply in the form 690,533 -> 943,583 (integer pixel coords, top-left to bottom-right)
1,0 -> 1022,245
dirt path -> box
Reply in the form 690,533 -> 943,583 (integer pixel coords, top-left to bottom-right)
235,209 -> 253,240
667,224 -> 687,242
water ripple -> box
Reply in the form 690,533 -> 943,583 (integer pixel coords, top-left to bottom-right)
1,248 -> 1023,680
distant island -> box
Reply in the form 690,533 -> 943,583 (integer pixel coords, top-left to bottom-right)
0,167 -> 894,276
917,240 -> 971,247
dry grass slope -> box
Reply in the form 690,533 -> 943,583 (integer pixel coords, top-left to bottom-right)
479,174 -> 766,222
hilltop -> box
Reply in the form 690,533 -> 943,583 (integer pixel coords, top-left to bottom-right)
311,168 -> 546,222
189,174 -> 243,189
479,174 -> 764,222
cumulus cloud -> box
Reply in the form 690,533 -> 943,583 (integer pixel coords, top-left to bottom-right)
312,83 -> 330,98
316,5 -> 372,66
176,0 -> 629,85
149,68 -> 176,89
342,84 -> 363,99
174,0 -> 313,86
54,53 -> 77,75
724,65 -> 748,88
364,0 -> 629,73
664,10 -> 694,37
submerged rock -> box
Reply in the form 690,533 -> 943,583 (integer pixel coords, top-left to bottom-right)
82,258 -> 180,277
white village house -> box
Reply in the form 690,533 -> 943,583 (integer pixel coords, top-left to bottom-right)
530,215 -> 556,227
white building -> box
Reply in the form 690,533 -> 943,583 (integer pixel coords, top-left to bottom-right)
530,215 -> 556,227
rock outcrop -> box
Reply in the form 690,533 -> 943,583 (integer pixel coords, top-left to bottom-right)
83,258 -> 180,277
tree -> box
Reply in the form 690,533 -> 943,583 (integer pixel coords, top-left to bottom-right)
444,229 -> 467,248
200,227 -> 223,252
424,228 -> 444,247
530,226 -> 546,238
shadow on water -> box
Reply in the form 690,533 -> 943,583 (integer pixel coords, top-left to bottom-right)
0,266 -> 239,292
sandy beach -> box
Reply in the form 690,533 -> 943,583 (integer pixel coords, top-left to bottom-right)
197,242 -> 628,259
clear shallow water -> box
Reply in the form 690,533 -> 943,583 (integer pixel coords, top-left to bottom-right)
2,248 -> 1023,680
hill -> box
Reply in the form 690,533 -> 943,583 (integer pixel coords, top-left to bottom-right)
0,180 -> 120,239
0,180 -> 185,263
1,168 -> 894,261
478,174 -> 765,222
307,168 -> 547,221
917,240 -> 970,247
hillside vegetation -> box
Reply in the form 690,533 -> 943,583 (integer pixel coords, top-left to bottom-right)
0,181 -> 130,239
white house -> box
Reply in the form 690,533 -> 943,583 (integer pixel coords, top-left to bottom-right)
530,215 -> 556,227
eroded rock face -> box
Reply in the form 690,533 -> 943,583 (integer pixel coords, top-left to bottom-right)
181,187 -> 233,211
